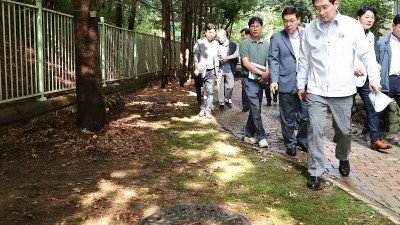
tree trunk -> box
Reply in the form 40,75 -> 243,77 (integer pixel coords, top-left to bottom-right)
170,0 -> 177,76
185,1 -> 193,73
115,0 -> 123,28
161,0 -> 171,88
128,0 -> 138,30
197,0 -> 203,40
179,0 -> 193,87
73,0 -> 105,132
179,0 -> 187,86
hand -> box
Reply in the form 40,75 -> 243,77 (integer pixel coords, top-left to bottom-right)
219,56 -> 226,61
194,69 -> 199,77
354,68 -> 364,77
260,71 -> 270,81
258,77 -> 267,84
270,82 -> 278,94
298,89 -> 306,102
369,81 -> 382,93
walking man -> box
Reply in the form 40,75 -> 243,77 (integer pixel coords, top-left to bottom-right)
297,0 -> 381,189
240,17 -> 270,148
193,23 -> 219,119
376,14 -> 400,108
216,29 -> 239,110
269,6 -> 308,157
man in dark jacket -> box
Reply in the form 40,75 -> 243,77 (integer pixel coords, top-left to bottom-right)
376,14 -> 400,107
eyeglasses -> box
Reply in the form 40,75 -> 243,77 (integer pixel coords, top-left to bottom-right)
283,20 -> 298,24
314,4 -> 331,13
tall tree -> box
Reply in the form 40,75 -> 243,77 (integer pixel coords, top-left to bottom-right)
115,0 -> 123,27
128,0 -> 139,30
73,0 -> 105,131
161,0 -> 171,88
179,0 -> 193,86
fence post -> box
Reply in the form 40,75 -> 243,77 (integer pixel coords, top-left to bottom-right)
35,0 -> 47,101
99,17 -> 106,87
133,32 -> 138,79
153,33 -> 158,74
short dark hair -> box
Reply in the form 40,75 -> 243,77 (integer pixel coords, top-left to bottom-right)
205,23 -> 216,31
357,6 -> 377,18
282,6 -> 301,19
394,14 -> 400,25
248,16 -> 263,27
311,0 -> 335,5
240,28 -> 250,34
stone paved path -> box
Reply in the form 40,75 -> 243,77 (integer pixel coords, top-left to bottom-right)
212,79 -> 400,224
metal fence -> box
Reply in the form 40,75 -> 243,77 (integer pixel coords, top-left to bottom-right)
0,0 -> 180,104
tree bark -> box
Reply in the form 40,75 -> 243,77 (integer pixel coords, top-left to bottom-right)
161,0 -> 171,88
128,0 -> 138,30
115,0 -> 123,28
73,0 -> 105,132
179,0 -> 193,87
170,0 -> 177,75
197,0 -> 204,40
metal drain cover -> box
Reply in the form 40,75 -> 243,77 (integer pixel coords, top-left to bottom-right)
140,205 -> 251,225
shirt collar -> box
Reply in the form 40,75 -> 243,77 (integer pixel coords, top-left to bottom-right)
390,33 -> 400,43
249,37 -> 265,44
318,11 -> 340,28
220,39 -> 229,46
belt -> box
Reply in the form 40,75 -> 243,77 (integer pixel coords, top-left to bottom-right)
206,68 -> 214,71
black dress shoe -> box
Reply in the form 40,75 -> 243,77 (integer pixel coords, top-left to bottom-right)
339,160 -> 350,176
307,176 -> 321,189
225,102 -> 232,109
296,143 -> 308,152
286,148 -> 297,156
219,105 -> 224,110
242,107 -> 250,112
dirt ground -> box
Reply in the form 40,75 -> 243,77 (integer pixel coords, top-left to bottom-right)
0,81 -> 206,225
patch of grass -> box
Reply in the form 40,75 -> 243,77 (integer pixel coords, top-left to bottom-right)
149,103 -> 395,225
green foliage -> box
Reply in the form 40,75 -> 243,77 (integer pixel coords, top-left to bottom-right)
215,0 -> 260,30
263,0 -> 315,23
339,0 -> 393,38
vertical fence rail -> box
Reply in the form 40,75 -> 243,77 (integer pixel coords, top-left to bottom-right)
42,8 -> 75,94
0,0 -> 179,105
0,1 -> 40,103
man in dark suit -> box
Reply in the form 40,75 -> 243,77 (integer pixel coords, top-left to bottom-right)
268,6 -> 308,156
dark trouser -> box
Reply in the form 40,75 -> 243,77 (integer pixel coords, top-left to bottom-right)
279,92 -> 308,149
387,75 -> 400,107
357,77 -> 381,143
241,77 -> 250,109
195,69 -> 215,112
243,77 -> 266,141
263,81 -> 272,103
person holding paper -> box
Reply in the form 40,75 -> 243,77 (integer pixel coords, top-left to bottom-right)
269,6 -> 308,157
354,6 -> 391,151
297,0 -> 382,189
239,16 -> 270,148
